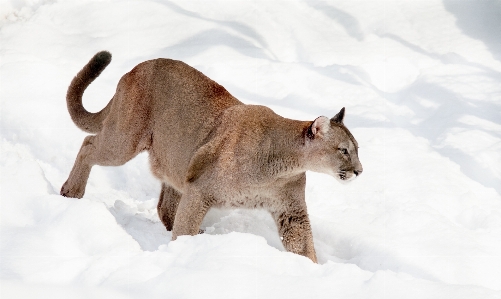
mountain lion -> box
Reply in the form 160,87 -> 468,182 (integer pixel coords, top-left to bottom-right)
61,51 -> 363,263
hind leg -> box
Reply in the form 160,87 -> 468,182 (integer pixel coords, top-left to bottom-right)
157,183 -> 182,231
61,135 -> 98,198
61,124 -> 150,198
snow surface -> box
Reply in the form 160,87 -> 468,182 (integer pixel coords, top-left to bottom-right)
1,0 -> 501,298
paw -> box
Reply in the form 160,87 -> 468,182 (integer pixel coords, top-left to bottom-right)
60,181 -> 85,198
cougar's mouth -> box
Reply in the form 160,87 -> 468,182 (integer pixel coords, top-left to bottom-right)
338,170 -> 358,181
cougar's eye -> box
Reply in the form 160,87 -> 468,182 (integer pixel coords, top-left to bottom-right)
339,148 -> 348,155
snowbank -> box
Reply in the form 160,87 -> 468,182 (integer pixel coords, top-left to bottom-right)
1,0 -> 500,298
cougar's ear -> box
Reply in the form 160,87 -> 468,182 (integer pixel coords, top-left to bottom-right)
307,116 -> 330,139
331,107 -> 345,124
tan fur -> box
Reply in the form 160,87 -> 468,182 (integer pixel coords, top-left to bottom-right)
61,51 -> 363,263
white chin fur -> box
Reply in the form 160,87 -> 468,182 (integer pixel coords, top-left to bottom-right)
333,172 -> 357,184
318,170 -> 357,183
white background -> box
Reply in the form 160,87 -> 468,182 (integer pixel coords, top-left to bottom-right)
1,0 -> 500,298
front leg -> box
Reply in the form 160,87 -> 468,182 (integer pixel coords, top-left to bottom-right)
171,186 -> 214,240
273,208 -> 317,263
271,174 -> 317,263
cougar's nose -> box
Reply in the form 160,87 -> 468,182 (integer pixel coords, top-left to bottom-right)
354,169 -> 362,176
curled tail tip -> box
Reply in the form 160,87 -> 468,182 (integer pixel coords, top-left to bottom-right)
95,50 -> 112,62
88,51 -> 112,73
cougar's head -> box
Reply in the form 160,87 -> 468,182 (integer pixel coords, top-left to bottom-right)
305,107 -> 363,182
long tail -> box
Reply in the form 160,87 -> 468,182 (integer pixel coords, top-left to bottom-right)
66,51 -> 113,133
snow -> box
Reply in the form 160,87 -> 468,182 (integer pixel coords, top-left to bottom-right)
1,0 -> 501,298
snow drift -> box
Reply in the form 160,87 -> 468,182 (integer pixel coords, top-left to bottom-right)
1,0 -> 500,298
